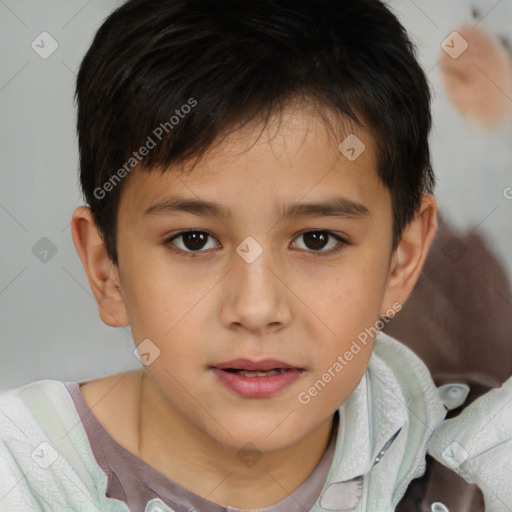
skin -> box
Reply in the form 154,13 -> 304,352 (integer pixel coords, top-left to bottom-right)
71,105 -> 437,509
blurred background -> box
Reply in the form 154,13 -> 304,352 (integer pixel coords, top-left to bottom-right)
1,0 -> 511,390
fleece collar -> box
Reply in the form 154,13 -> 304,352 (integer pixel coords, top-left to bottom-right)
311,331 -> 448,512
0,331 -> 448,512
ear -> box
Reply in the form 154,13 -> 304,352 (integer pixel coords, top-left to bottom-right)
70,206 -> 129,328
381,194 -> 437,314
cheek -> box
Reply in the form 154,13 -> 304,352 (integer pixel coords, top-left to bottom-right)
119,256 -> 191,343
298,329 -> 374,414
309,253 -> 387,369
121,261 -> 219,375
320,253 -> 388,319
309,280 -> 379,410
318,282 -> 378,367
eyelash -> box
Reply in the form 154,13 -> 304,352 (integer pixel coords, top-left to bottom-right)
164,230 -> 350,258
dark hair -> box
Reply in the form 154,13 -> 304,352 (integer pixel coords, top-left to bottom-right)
76,0 -> 435,266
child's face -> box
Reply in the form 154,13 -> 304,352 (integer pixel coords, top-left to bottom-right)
109,108 -> 400,451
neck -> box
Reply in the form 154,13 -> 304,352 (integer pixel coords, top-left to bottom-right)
137,371 -> 337,509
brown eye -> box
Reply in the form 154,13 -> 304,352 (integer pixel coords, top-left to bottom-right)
166,231 -> 219,253
292,231 -> 349,255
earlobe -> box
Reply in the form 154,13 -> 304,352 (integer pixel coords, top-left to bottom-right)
70,206 -> 129,328
381,194 -> 437,313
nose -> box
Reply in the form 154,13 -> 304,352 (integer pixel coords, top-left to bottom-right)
219,240 -> 292,334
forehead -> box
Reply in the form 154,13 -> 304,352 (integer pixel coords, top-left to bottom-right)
118,106 -> 388,220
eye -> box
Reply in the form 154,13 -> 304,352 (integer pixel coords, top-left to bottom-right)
291,230 -> 349,255
165,230 -> 219,255
164,229 -> 349,256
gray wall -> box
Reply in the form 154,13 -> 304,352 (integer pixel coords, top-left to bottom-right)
1,0 -> 511,390
1,0 -> 138,389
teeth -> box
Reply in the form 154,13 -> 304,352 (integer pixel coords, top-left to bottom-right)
233,369 -> 285,377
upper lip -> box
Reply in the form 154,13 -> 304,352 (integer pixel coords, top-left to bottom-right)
212,358 -> 303,371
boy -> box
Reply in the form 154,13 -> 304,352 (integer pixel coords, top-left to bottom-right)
1,0 -> 511,510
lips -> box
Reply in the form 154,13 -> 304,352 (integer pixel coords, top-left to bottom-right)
212,358 -> 302,371
210,358 -> 304,398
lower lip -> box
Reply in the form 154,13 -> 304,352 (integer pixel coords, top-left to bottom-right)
211,368 -> 303,398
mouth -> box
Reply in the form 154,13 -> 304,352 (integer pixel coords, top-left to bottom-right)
212,358 -> 303,372
210,358 -> 304,398
221,368 -> 288,377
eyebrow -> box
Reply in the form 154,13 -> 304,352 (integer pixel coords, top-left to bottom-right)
143,196 -> 370,221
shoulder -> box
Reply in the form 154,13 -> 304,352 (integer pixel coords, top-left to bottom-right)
358,332 -> 449,507
427,375 -> 512,510
0,378 -> 68,401
0,379 -> 73,435
0,379 -> 129,511
370,330 -> 446,414
0,380 -> 77,510
318,332 -> 451,510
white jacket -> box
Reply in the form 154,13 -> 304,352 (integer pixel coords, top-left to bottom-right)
1,331 -> 511,511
